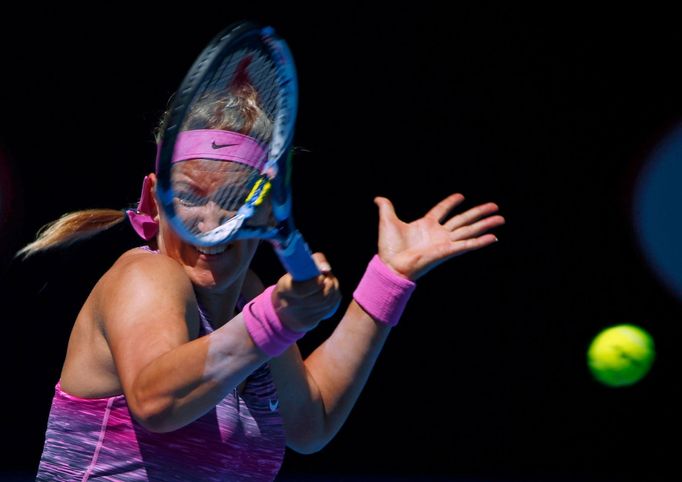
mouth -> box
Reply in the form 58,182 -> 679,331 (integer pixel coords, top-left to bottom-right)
194,243 -> 233,256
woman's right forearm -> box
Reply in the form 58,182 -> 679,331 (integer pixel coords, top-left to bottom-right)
130,313 -> 268,433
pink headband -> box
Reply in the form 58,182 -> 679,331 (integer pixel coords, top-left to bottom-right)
171,129 -> 267,170
127,129 -> 267,240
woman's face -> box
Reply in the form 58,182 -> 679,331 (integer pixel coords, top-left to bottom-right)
150,160 -> 268,292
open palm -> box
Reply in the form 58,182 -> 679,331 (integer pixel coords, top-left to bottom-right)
375,193 -> 505,280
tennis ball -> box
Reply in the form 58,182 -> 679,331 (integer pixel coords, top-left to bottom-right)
587,324 -> 655,387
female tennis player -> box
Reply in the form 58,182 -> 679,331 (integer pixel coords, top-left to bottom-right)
24,77 -> 505,481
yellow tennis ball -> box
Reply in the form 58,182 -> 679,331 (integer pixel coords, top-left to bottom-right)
587,324 -> 655,387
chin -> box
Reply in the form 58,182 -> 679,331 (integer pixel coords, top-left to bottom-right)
190,269 -> 244,292
185,242 -> 257,292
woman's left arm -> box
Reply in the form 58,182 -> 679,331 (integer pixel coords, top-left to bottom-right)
269,193 -> 505,453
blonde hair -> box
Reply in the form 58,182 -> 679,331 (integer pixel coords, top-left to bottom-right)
16,209 -> 126,258
18,72 -> 272,258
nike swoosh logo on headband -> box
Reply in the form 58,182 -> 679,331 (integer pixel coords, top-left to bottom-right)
211,141 -> 238,149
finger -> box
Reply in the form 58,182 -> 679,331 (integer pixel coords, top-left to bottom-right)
449,215 -> 505,241
424,193 -> 465,223
412,234 -> 500,278
287,254 -> 337,298
374,197 -> 400,224
443,202 -> 499,231
311,252 -> 332,274
321,295 -> 342,320
449,234 -> 499,256
316,276 -> 342,320
284,273 -> 326,297
419,236 -> 499,270
321,272 -> 341,297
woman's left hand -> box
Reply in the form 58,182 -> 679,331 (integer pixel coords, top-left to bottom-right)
374,193 -> 505,280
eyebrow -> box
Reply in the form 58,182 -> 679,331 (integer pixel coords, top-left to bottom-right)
173,179 -> 206,196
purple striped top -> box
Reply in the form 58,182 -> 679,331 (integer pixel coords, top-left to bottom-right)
36,293 -> 286,481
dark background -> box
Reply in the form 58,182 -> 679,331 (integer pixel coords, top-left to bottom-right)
1,5 -> 681,481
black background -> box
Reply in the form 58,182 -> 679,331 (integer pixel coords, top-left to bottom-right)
1,5 -> 682,481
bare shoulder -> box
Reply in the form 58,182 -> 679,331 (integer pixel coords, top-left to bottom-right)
89,247 -> 201,399
93,247 -> 199,338
102,247 -> 192,292
112,247 -> 188,276
60,247 -> 199,398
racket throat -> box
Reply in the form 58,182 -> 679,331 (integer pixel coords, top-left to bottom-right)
273,230 -> 319,281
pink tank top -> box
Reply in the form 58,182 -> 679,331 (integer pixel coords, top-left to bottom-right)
36,257 -> 285,481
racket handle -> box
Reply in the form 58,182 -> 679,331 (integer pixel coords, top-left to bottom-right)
275,231 -> 320,281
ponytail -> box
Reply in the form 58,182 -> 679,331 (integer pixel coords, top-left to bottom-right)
17,209 -> 126,258
19,71 -> 272,259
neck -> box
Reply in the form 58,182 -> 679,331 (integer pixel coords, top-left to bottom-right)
193,269 -> 249,330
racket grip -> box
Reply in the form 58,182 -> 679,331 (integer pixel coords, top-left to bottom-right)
275,231 -> 320,281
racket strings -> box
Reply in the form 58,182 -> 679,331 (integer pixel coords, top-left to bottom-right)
168,31 -> 289,243
173,161 -> 267,237
187,45 -> 281,146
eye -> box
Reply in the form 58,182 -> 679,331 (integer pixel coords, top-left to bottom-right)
211,187 -> 249,212
175,191 -> 207,207
210,196 -> 238,211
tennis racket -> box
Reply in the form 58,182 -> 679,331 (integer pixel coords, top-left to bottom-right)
155,21 -> 319,281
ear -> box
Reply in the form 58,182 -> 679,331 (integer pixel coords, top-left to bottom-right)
146,173 -> 160,220
127,174 -> 160,241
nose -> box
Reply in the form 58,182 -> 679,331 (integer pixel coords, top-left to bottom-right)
197,201 -> 233,233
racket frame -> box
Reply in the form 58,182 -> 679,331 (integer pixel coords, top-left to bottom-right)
155,22 -> 319,280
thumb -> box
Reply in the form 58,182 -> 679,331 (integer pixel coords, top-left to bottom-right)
311,252 -> 332,274
374,196 -> 399,224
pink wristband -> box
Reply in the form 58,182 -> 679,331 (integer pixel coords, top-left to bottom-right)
353,255 -> 416,327
243,286 -> 305,357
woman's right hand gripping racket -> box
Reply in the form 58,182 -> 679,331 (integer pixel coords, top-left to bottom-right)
155,21 -> 320,281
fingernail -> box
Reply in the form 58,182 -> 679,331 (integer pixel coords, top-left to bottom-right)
319,263 -> 332,273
